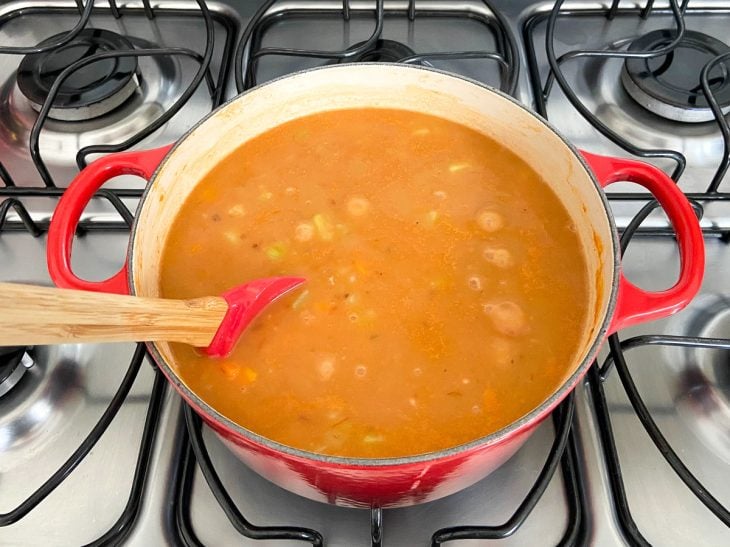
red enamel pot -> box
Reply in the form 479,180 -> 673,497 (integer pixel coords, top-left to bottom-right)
46,64 -> 704,508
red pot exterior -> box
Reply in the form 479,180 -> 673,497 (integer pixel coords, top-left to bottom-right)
205,398 -> 536,508
47,65 -> 705,509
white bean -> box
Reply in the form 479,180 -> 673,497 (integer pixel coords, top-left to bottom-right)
224,231 -> 240,244
295,222 -> 314,242
476,209 -> 504,232
363,434 -> 384,443
483,301 -> 528,337
227,204 -> 246,217
347,196 -> 371,217
468,275 -> 483,291
483,247 -> 513,268
318,358 -> 335,381
490,336 -> 514,366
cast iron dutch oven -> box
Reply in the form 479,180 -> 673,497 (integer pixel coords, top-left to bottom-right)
47,65 -> 704,508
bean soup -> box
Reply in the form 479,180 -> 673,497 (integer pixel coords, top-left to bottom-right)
159,108 -> 589,458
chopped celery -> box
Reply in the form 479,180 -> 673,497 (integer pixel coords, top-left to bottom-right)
291,289 -> 310,310
449,162 -> 470,173
264,241 -> 287,260
425,210 -> 439,225
313,214 -> 334,240
363,434 -> 384,443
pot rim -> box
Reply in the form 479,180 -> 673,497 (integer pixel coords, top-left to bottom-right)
128,63 -> 620,467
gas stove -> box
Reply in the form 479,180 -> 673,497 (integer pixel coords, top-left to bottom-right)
0,1 -> 729,545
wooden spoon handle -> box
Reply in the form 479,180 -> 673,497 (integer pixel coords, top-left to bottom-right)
0,282 -> 228,347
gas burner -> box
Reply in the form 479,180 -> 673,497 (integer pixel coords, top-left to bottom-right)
666,295 -> 730,464
338,39 -> 416,63
17,29 -> 139,122
0,344 -> 88,458
0,346 -> 33,398
621,29 -> 730,123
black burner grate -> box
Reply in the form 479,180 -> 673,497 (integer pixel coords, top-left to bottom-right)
525,0 -> 730,542
429,397 -> 585,546
17,28 -> 140,121
234,0 -> 519,96
168,397 -> 586,547
0,1 -> 235,544
0,344 -> 166,546
525,0 -> 730,238
0,0 -> 237,233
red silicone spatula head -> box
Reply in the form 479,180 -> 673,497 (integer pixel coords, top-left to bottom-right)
204,276 -> 306,358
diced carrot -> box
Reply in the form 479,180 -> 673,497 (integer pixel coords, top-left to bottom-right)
242,367 -> 258,383
199,187 -> 217,202
483,389 -> 499,410
220,362 -> 239,380
353,260 -> 371,276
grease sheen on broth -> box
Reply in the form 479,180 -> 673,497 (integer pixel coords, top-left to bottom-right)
160,108 -> 589,458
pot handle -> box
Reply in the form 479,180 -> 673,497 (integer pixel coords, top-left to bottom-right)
581,151 -> 704,334
47,145 -> 173,295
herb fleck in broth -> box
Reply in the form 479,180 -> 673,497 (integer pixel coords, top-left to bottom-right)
159,108 -> 589,458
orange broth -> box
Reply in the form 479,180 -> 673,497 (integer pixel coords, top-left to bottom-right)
159,108 -> 589,458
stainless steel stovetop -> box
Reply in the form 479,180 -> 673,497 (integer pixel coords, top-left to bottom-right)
0,1 -> 729,545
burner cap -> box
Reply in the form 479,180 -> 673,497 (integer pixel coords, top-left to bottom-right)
0,346 -> 33,398
17,29 -> 138,122
622,29 -> 730,123
338,39 -> 416,63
